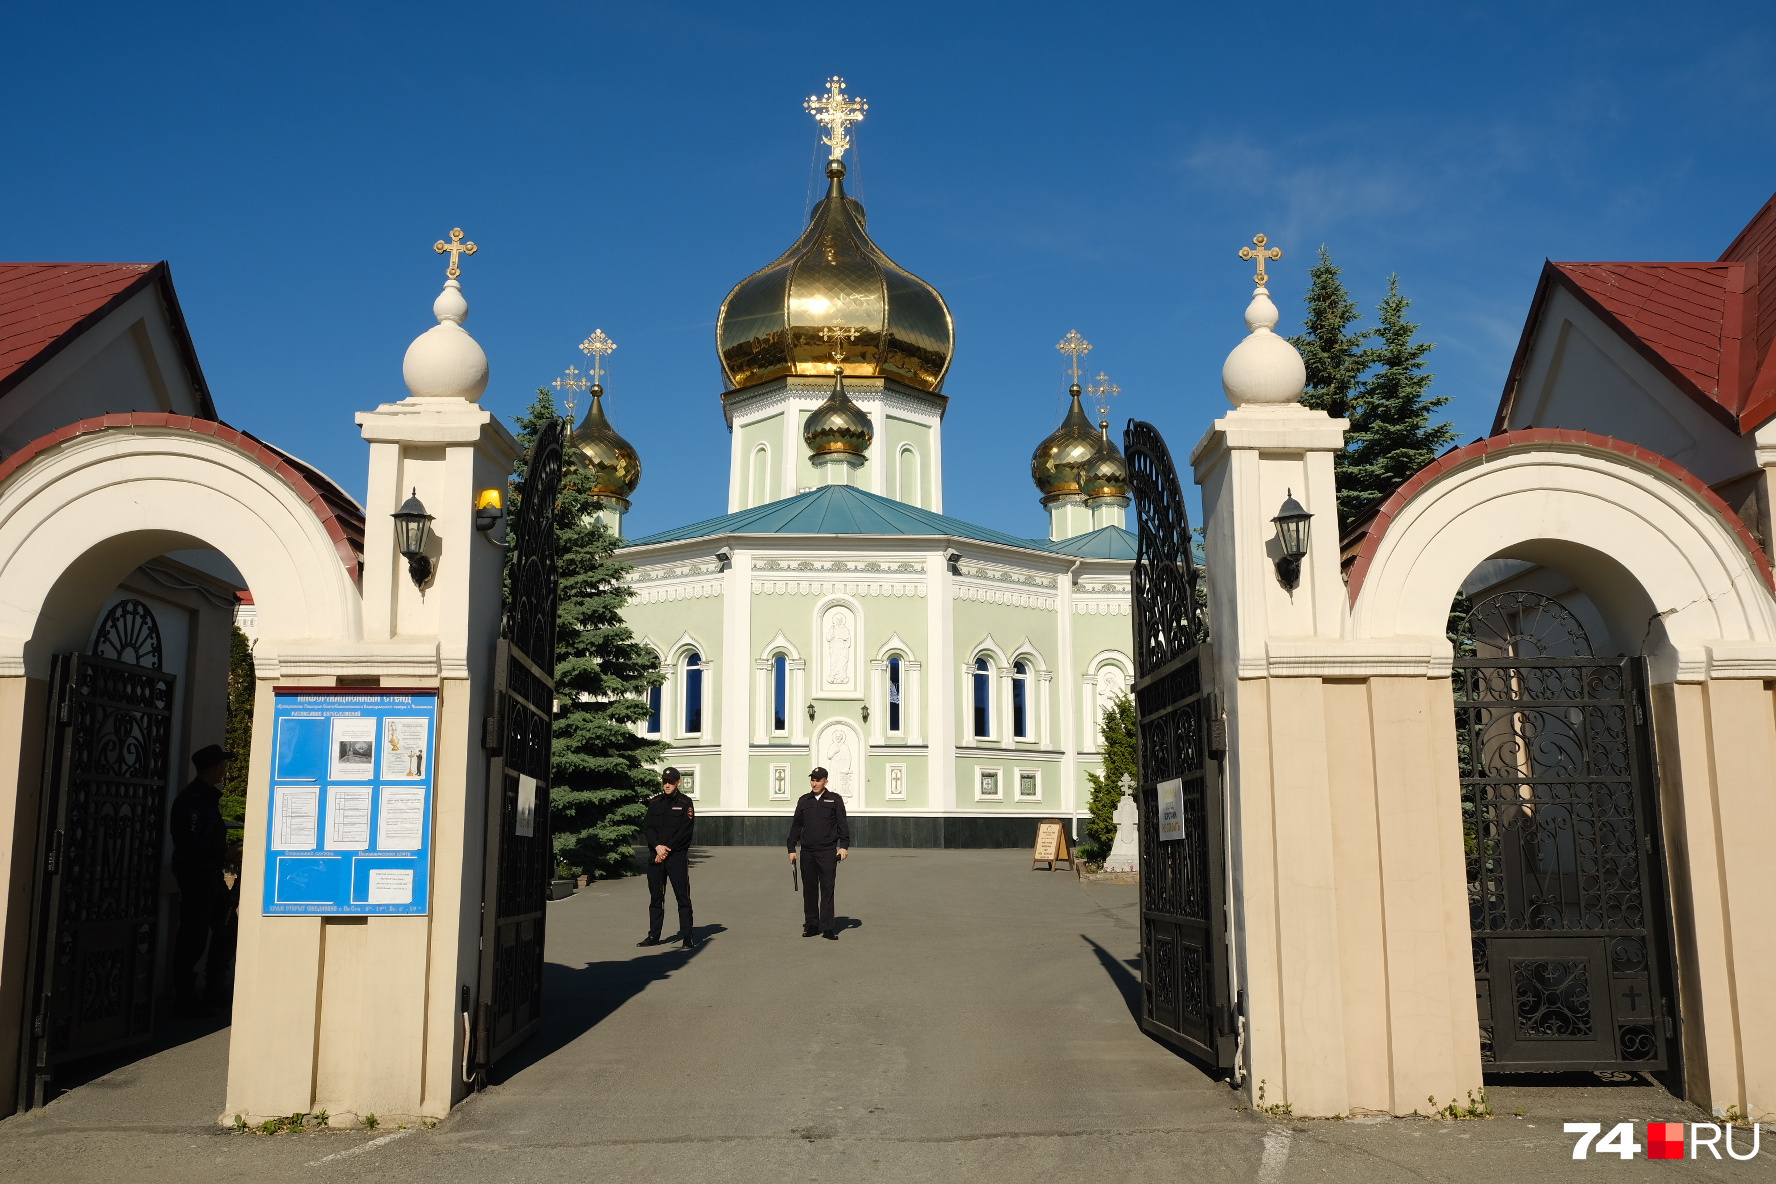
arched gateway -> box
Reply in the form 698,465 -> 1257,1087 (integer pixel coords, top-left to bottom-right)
1188,279 -> 1776,1121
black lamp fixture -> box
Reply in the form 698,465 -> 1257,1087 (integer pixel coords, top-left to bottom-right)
860,704 -> 870,723
1272,490 -> 1313,590
806,702 -> 817,722
392,488 -> 435,587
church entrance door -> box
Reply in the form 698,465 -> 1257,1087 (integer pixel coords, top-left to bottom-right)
17,599 -> 177,1109
476,419 -> 563,1077
1124,422 -> 1234,1069
1455,592 -> 1678,1074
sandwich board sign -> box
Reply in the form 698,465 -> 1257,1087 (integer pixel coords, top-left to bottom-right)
1032,818 -> 1074,871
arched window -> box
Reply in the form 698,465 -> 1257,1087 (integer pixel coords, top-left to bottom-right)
646,682 -> 662,735
1012,660 -> 1030,739
887,654 -> 903,733
972,657 -> 992,738
898,445 -> 920,508
772,654 -> 788,733
750,443 -> 771,507
683,652 -> 704,734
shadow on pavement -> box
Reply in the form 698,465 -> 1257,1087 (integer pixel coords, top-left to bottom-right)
1082,934 -> 1142,1021
491,924 -> 727,1084
37,1007 -> 232,1102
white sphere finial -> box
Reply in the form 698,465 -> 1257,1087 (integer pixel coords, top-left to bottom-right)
1221,283 -> 1306,407
402,278 -> 489,401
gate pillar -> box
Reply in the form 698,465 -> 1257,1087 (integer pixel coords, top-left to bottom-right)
223,275 -> 518,1126
1189,275 -> 1481,1116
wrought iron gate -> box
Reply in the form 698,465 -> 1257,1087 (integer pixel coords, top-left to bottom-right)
1456,591 -> 1677,1073
18,599 -> 176,1109
475,418 -> 563,1074
1124,421 -> 1234,1067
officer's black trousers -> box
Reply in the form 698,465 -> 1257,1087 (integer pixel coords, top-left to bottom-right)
646,847 -> 693,939
800,846 -> 839,932
172,867 -> 233,1002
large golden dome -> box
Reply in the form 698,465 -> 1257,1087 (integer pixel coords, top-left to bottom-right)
570,386 -> 641,501
1080,420 -> 1129,500
1031,385 -> 1101,501
804,368 -> 873,459
718,160 -> 954,393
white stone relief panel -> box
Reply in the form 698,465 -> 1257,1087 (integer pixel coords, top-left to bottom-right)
813,719 -> 865,805
820,604 -> 857,693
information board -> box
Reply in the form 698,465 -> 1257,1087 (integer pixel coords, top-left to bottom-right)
262,688 -> 438,916
1031,818 -> 1073,871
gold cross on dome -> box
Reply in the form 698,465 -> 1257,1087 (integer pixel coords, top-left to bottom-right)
553,366 -> 589,420
820,324 -> 861,363
805,76 -> 867,161
579,329 -> 617,385
433,228 -> 477,279
1239,233 -> 1282,286
1055,330 -> 1092,386
1086,371 -> 1121,420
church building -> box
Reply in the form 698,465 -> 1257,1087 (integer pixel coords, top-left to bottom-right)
591,81 -> 1138,845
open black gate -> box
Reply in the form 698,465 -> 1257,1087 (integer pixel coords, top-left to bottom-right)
1124,421 -> 1234,1068
475,418 -> 564,1075
18,599 -> 176,1109
1456,591 -> 1677,1074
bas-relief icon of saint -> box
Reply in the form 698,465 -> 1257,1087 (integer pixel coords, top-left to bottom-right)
822,726 -> 855,797
1098,664 -> 1127,729
825,609 -> 853,686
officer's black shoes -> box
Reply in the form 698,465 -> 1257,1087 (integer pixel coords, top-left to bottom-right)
679,932 -> 700,950
636,936 -> 663,947
821,931 -> 839,941
802,925 -> 820,937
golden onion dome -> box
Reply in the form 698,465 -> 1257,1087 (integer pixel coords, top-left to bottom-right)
1081,420 -> 1130,500
804,369 -> 874,459
717,159 -> 954,394
570,386 -> 641,500
1030,385 -> 1101,500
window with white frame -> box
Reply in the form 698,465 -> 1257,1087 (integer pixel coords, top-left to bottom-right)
887,654 -> 904,734
1012,660 -> 1031,739
972,657 -> 992,738
1016,768 -> 1040,800
682,651 -> 705,735
771,653 -> 788,734
646,682 -> 662,735
975,766 -> 1002,800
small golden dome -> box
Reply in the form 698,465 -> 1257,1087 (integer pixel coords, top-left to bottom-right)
804,369 -> 873,459
570,386 -> 641,500
718,160 -> 954,394
1081,420 -> 1129,500
1030,385 -> 1101,500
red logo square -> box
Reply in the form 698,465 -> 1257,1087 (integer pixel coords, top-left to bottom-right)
1648,1122 -> 1685,1160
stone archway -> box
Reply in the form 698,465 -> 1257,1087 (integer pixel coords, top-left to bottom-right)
0,417 -> 364,1114
1346,431 -> 1776,1119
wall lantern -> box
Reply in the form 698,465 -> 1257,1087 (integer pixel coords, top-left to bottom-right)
807,702 -> 817,722
392,488 -> 435,587
860,704 -> 870,723
1272,490 -> 1312,590
474,487 -> 504,532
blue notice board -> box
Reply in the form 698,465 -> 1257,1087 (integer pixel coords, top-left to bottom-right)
262,689 -> 438,916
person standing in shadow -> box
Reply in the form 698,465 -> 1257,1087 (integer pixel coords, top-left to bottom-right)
788,768 -> 850,940
169,744 -> 233,1016
638,767 -> 698,949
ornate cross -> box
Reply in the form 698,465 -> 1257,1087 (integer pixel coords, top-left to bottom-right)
579,329 -> 616,385
1086,371 -> 1121,421
805,76 -> 867,161
553,365 -> 589,419
820,324 -> 861,363
1055,329 -> 1092,386
433,227 -> 477,279
1118,772 -> 1134,797
1239,233 -> 1282,286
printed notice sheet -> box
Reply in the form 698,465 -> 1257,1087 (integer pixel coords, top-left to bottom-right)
325,785 -> 372,850
272,786 -> 320,850
367,868 -> 414,904
329,716 -> 377,780
1157,778 -> 1185,842
382,716 -> 429,780
377,784 -> 426,851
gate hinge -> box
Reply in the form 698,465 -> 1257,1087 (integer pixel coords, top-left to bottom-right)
482,715 -> 501,753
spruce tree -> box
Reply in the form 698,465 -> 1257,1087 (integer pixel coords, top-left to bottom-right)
1340,275 -> 1456,523
1289,246 -> 1370,423
1083,693 -> 1138,860
508,390 -> 666,878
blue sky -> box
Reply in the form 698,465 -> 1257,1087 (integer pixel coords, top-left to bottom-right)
5,2 -> 1774,539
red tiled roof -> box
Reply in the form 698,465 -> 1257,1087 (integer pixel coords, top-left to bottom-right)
1344,428 -> 1773,603
1495,192 -> 1776,435
0,262 -> 216,415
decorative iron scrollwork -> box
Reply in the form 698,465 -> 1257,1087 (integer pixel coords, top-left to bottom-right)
91,599 -> 163,669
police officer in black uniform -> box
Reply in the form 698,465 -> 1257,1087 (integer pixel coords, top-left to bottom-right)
788,768 -> 850,940
638,767 -> 697,948
170,744 -> 233,1015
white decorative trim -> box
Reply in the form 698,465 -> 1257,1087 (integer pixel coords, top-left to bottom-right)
974,765 -> 1004,801
955,583 -> 1056,610
885,762 -> 908,800
768,762 -> 792,800
1014,767 -> 1042,801
754,580 -> 924,597
1073,599 -> 1131,616
632,580 -> 723,604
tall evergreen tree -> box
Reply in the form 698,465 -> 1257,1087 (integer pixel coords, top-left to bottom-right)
1082,693 -> 1138,860
509,389 -> 666,878
1340,276 -> 1456,523
1289,246 -> 1370,423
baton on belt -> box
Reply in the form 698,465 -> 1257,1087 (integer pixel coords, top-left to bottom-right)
791,851 -> 799,892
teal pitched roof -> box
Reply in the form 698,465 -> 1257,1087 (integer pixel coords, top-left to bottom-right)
623,484 -> 1136,560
